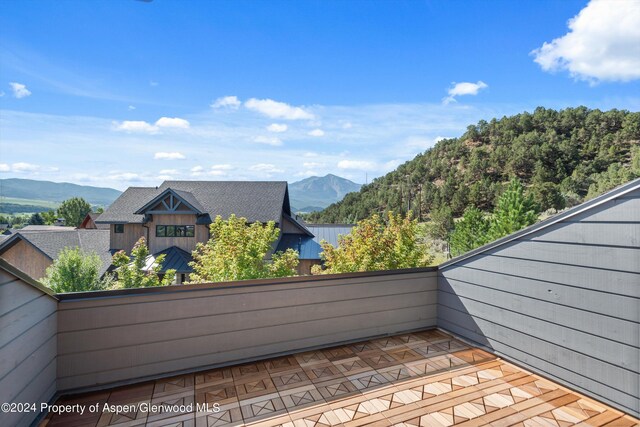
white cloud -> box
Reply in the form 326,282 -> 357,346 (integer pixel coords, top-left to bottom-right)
113,120 -> 158,134
128,105 -> 136,111
113,117 -> 189,133
308,129 -> 325,137
211,95 -> 241,109
443,81 -> 488,104
155,117 -> 190,128
12,162 -> 40,172
0,91 -> 5,97
207,170 -> 226,176
267,123 -> 288,133
149,81 -> 159,87
9,82 -> 31,99
0,162 -> 58,173
253,135 -> 283,146
531,0 -> 640,83
157,175 -> 174,180
303,152 -> 318,157
249,163 -> 284,173
154,152 -> 186,160
337,160 -> 376,170
211,164 -> 234,170
342,122 -> 353,129
245,98 -> 314,120
190,165 -> 204,172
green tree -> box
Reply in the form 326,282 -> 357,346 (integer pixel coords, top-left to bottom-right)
189,215 -> 299,283
41,210 -> 57,225
29,212 -> 45,225
112,237 -> 176,288
313,212 -> 433,274
42,247 -> 107,293
58,197 -> 91,227
489,179 -> 538,240
425,206 -> 454,241
449,207 -> 491,256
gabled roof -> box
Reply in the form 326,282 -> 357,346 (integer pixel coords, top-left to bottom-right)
98,181 -> 291,224
143,246 -> 193,273
0,229 -> 113,276
440,177 -> 640,270
134,188 -> 206,215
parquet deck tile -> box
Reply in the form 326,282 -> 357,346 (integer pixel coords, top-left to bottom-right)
41,330 -> 639,427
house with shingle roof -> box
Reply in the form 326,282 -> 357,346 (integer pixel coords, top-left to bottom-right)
0,181 -> 353,283
0,229 -> 112,280
95,180 -> 352,282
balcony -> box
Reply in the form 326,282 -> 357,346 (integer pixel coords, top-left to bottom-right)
1,179 -> 639,426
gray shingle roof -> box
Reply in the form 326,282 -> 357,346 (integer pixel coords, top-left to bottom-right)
98,181 -> 290,224
0,229 -> 112,276
96,187 -> 159,223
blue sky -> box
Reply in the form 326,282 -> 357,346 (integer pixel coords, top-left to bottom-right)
1,0 -> 639,190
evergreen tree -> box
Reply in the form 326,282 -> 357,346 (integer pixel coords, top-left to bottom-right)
29,212 -> 45,225
489,179 -> 538,240
449,207 -> 491,256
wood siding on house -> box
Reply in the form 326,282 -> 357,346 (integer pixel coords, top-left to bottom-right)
0,239 -> 51,280
55,269 -> 438,391
147,214 -> 208,254
110,223 -> 146,253
0,269 -> 58,427
438,187 -> 640,417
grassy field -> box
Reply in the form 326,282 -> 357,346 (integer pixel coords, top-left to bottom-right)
0,197 -> 59,209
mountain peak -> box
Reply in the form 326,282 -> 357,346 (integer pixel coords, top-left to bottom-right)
289,174 -> 362,213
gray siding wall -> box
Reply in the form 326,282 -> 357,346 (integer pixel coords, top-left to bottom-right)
0,270 -> 58,427
438,188 -> 640,417
57,270 -> 438,391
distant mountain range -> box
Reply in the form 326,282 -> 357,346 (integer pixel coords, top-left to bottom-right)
0,175 -> 361,215
289,174 -> 362,213
0,178 -> 123,210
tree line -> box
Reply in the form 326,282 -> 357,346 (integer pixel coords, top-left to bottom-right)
306,107 -> 640,224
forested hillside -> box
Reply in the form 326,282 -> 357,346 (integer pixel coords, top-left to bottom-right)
308,107 -> 640,223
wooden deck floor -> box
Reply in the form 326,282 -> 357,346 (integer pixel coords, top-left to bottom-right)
41,329 -> 639,427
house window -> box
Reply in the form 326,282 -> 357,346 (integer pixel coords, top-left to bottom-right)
114,224 -> 124,233
156,225 -> 195,237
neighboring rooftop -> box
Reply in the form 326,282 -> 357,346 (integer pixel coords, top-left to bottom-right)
0,229 -> 112,275
98,181 -> 292,225
276,224 -> 354,260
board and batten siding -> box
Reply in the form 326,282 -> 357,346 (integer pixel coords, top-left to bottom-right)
0,263 -> 58,427
438,186 -> 640,417
56,269 -> 438,391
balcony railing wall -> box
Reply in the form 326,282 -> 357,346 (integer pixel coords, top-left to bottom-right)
438,185 -> 640,417
56,268 -> 438,392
